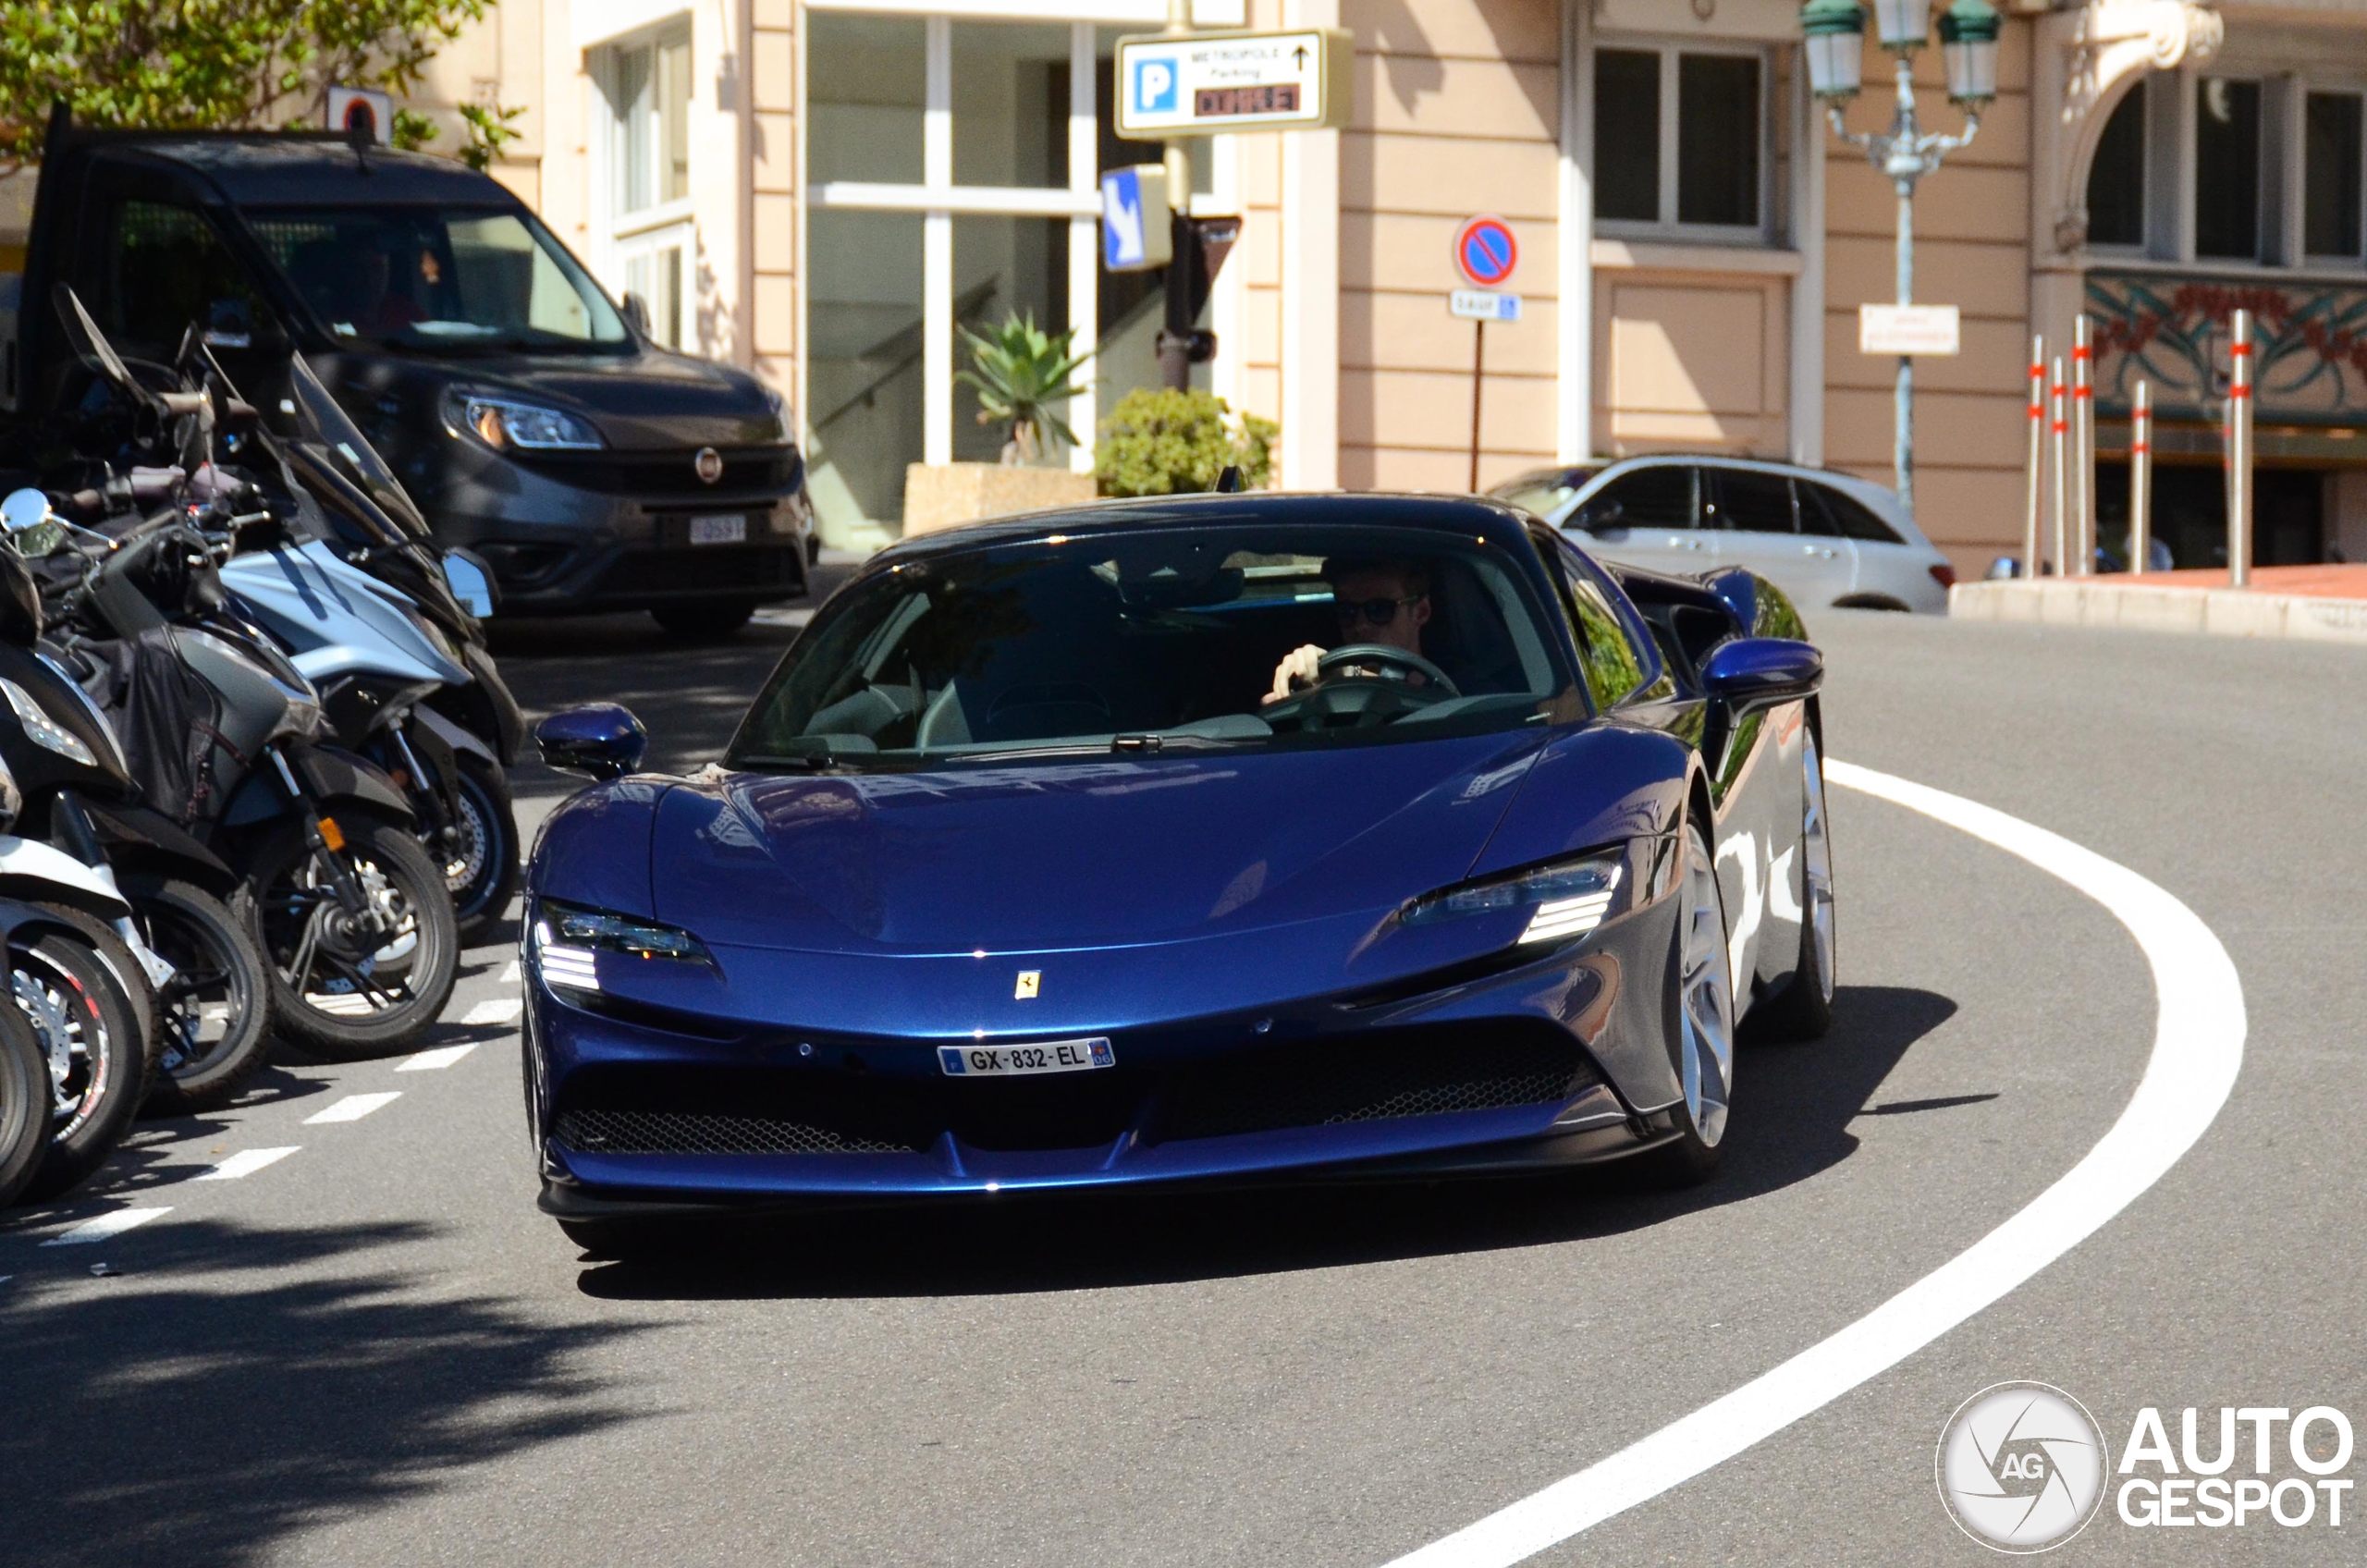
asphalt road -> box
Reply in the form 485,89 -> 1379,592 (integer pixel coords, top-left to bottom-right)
3,602 -> 2360,1566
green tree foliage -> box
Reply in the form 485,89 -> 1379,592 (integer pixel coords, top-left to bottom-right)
955,311 -> 1094,465
0,0 -> 499,167
1095,387 -> 1278,496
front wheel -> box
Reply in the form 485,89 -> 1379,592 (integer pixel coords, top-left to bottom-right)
439,751 -> 521,943
239,815 -> 460,1060
14,930 -> 148,1203
1643,817 -> 1737,1187
131,877 -> 275,1116
0,1004 -> 50,1206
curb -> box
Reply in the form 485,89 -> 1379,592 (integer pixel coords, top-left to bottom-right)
1949,580 -> 2367,644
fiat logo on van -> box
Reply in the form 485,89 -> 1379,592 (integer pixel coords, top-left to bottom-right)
693,447 -> 724,484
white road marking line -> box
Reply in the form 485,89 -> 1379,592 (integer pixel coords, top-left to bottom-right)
303,1092 -> 401,1124
42,1208 -> 173,1245
498,960 -> 521,983
196,1146 -> 300,1181
460,998 -> 522,1027
399,1042 -> 481,1072
1388,759 -> 2248,1568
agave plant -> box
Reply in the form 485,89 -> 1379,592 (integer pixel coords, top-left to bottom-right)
955,312 -> 1095,464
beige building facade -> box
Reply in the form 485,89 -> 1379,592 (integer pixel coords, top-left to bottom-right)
16,0 -> 2367,573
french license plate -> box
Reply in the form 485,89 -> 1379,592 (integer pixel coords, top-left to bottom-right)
938,1037 -> 1114,1077
688,514 -> 747,545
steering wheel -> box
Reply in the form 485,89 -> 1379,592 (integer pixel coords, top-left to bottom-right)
1315,643 -> 1460,697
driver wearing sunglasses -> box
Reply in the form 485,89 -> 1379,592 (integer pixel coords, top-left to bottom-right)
1266,557 -> 1435,704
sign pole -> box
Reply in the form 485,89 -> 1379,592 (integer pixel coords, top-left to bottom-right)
1158,0 -> 1194,392
1469,321 -> 1486,492
2129,380 -> 2152,576
2021,334 -> 2044,581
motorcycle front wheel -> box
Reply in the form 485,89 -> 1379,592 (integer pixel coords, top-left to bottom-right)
240,814 -> 459,1059
131,876 -> 275,1116
441,752 -> 521,943
13,928 -> 148,1202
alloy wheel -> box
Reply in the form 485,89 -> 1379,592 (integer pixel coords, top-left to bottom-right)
1801,732 -> 1836,1004
1677,826 -> 1737,1147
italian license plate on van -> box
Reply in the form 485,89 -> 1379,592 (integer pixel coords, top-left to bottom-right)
938,1037 -> 1114,1077
689,514 -> 747,545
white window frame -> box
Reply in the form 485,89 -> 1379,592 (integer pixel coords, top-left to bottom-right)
2187,70 -> 2272,266
1588,37 -> 1773,247
2300,80 -> 2367,265
2083,77 -> 2151,260
617,221 -> 696,349
591,17 -> 697,309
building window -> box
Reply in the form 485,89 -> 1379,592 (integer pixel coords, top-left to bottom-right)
1593,43 -> 1765,237
2307,91 -> 2363,259
600,22 -> 695,348
2086,81 -> 2146,249
2194,76 -> 2263,261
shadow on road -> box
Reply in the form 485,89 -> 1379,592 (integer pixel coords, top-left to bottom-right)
574,984 -> 1960,1303
0,1219 -> 651,1568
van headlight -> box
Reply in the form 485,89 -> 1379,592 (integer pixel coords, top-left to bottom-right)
1401,849 -> 1626,946
448,393 -> 604,452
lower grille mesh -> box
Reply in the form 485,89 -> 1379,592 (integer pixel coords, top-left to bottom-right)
554,1108 -> 922,1157
1158,1027 -> 1597,1143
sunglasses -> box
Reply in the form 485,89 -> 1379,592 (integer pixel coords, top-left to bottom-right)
1334,594 -> 1424,628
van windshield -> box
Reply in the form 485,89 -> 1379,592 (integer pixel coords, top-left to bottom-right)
242,207 -> 630,351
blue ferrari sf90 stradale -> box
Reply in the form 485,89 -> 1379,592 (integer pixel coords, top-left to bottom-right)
521,494 -> 1835,1254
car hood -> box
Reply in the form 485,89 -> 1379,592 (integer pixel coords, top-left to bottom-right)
649,731 -> 1550,956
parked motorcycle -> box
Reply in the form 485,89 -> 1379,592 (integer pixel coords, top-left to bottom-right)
0,517 -> 270,1111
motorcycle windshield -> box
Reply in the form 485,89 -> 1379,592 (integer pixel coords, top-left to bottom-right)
286,356 -> 434,542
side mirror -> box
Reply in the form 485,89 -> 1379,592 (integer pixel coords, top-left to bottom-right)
442,547 -> 498,618
536,704 -> 647,781
1699,637 -> 1822,709
203,298 -> 253,350
621,291 -> 653,338
0,487 -> 64,557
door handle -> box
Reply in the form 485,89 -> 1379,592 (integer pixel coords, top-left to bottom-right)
1801,545 -> 1834,558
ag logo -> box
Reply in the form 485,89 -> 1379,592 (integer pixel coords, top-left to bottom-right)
1937,1382 -> 2109,1553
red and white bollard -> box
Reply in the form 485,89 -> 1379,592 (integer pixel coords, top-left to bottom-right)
2022,337 -> 2045,581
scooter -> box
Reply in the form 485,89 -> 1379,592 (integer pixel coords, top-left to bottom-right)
0,547 -> 160,1194
0,524 -> 271,1114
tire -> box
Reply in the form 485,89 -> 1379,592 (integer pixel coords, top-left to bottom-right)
440,752 -> 521,943
32,901 -> 162,1069
0,1004 -> 49,1207
1744,725 -> 1836,1043
14,929 -> 148,1203
131,877 -> 276,1115
1643,817 -> 1738,1187
650,598 -> 758,640
239,814 -> 459,1059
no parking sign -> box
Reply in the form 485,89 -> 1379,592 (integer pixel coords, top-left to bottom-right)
1452,215 -> 1518,290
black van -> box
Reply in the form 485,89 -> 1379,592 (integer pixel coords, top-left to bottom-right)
3,127 -> 814,634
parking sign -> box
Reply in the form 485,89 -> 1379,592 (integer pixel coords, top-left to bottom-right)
1134,57 -> 1179,116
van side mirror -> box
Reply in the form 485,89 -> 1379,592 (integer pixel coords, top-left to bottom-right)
204,299 -> 253,350
621,292 -> 653,338
1699,637 -> 1821,709
536,704 -> 647,781
1574,497 -> 1625,534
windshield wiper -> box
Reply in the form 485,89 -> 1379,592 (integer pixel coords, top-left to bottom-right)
731,753 -> 855,773
939,732 -> 1265,762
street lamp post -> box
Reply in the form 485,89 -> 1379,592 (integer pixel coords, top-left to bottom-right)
1800,0 -> 1999,519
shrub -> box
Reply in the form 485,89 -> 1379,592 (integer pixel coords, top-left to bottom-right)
1095,388 -> 1279,496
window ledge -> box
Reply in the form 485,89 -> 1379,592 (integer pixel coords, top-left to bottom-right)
1591,239 -> 1804,276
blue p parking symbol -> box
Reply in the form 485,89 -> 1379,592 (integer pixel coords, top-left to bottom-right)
1134,57 -> 1178,115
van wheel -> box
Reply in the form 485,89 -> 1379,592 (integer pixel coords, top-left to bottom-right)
651,598 -> 758,639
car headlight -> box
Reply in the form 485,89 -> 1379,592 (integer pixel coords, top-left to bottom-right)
533,899 -> 714,993
0,678 -> 96,766
449,393 -> 604,452
1401,849 -> 1625,947
0,751 -> 20,832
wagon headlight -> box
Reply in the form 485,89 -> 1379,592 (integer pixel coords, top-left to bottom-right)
533,899 -> 714,993
0,678 -> 97,766
1402,849 -> 1625,946
448,393 -> 604,452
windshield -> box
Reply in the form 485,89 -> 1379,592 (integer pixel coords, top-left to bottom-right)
1488,466 -> 1602,521
729,524 -> 1576,769
242,207 -> 630,351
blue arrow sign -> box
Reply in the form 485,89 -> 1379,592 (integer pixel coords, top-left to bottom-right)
1100,165 -> 1170,273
